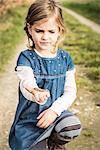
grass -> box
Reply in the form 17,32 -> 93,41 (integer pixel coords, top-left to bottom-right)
61,1 -> 100,24
59,11 -> 100,93
0,4 -> 28,71
83,128 -> 94,138
60,0 -> 95,3
0,2 -> 100,93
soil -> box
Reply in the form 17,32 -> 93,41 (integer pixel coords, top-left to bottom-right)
62,7 -> 100,34
0,9 -> 100,149
0,37 -> 27,150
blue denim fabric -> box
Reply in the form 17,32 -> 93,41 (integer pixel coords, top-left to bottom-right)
9,49 -> 75,150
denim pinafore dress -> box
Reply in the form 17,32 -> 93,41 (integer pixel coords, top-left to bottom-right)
9,49 -> 75,150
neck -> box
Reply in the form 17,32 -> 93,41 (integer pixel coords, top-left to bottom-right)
34,48 -> 58,58
34,47 -> 58,56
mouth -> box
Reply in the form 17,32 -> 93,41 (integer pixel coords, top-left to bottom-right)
40,42 -> 50,45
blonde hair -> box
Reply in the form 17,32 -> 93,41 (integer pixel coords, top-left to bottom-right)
24,0 -> 65,53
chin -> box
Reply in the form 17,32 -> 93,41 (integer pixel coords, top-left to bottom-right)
39,46 -> 51,50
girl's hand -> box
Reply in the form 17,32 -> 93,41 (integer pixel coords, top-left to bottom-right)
25,86 -> 50,104
36,109 -> 58,128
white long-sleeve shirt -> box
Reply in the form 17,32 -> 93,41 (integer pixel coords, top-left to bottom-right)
16,49 -> 77,116
16,65 -> 77,116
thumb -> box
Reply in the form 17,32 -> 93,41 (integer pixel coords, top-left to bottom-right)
24,85 -> 33,93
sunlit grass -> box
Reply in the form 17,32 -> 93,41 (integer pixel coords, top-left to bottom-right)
59,12 -> 100,93
61,1 -> 100,24
0,4 -> 28,71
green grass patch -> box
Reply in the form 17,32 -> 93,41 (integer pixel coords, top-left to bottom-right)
59,12 -> 100,93
0,4 -> 28,71
86,67 -> 100,80
62,1 -> 100,24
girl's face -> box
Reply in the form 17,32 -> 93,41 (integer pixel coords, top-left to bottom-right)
28,17 -> 60,52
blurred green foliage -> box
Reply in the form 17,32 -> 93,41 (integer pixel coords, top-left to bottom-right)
0,4 -> 28,71
59,12 -> 100,93
61,1 -> 100,24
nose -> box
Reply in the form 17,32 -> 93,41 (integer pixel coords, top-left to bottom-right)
41,32 -> 49,40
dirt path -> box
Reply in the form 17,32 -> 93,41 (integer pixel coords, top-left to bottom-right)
0,37 -> 27,150
62,7 -> 100,33
67,73 -> 100,150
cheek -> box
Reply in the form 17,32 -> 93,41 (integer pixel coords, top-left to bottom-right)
32,34 -> 40,43
52,34 -> 59,42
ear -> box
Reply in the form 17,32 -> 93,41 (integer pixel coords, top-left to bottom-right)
27,23 -> 32,36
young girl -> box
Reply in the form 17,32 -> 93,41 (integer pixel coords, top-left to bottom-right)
9,0 -> 81,150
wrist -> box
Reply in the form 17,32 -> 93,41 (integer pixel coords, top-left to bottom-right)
49,108 -> 59,117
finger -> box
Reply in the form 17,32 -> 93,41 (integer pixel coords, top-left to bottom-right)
39,94 -> 45,103
43,94 -> 48,102
41,120 -> 53,128
34,93 -> 40,102
44,95 -> 48,101
41,90 -> 50,99
43,123 -> 50,128
40,123 -> 49,128
37,110 -> 46,119
38,121 -> 49,128
24,85 -> 33,93
35,92 -> 46,103
46,91 -> 50,97
46,93 -> 50,98
37,117 -> 45,127
38,88 -> 46,92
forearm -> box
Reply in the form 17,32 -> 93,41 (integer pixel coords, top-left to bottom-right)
16,66 -> 49,104
50,87 -> 76,116
16,66 -> 38,101
20,80 -> 37,101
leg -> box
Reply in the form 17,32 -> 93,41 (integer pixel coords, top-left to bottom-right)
47,114 -> 82,150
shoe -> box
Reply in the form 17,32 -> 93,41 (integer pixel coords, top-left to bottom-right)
47,139 -> 66,150
47,130 -> 67,150
50,144 -> 66,150
29,140 -> 47,150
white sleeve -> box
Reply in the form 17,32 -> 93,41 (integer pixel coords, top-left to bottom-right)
16,66 -> 38,101
49,68 -> 77,116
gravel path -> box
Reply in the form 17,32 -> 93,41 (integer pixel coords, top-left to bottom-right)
0,37 -> 27,150
62,7 -> 100,33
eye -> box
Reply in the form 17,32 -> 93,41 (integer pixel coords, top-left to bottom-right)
49,30 -> 55,33
35,29 -> 44,33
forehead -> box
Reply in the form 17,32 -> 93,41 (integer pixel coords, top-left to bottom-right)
32,17 -> 58,30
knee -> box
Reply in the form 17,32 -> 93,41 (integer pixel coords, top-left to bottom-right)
55,115 -> 82,139
65,116 -> 82,139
